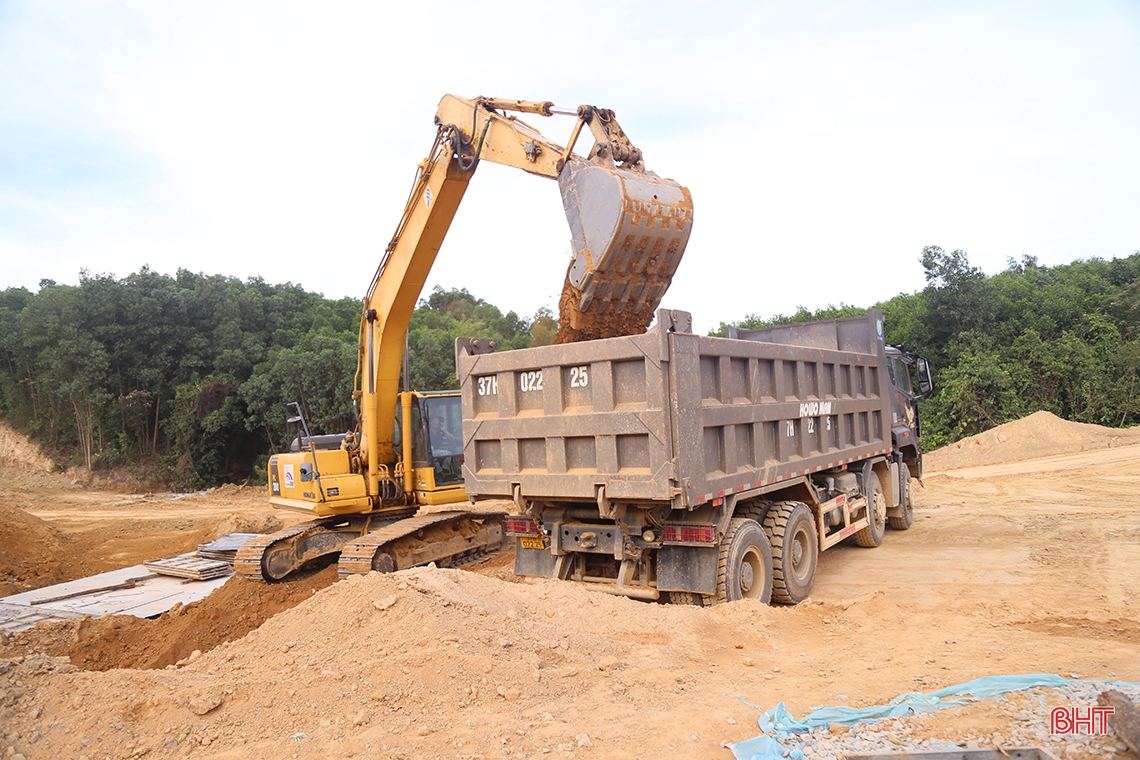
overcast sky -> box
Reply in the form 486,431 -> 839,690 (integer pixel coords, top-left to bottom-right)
2,1 -> 1138,333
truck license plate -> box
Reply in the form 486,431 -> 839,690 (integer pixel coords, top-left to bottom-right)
519,537 -> 544,550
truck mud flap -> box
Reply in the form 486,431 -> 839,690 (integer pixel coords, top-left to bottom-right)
656,544 -> 717,595
514,541 -> 557,578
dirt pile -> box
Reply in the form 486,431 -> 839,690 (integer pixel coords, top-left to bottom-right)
3,564 -> 338,670
1,560 -> 1136,759
0,422 -> 79,489
925,410 -> 1140,471
0,422 -> 54,472
1,431 -> 1138,758
0,501 -> 70,596
0,566 -> 776,758
206,512 -> 283,541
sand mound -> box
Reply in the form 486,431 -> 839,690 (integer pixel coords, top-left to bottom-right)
0,502 -> 67,596
925,411 -> 1140,471
0,422 -> 54,472
207,513 -> 283,541
1,564 -> 780,758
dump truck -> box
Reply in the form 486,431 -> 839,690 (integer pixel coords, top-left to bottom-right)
456,308 -> 932,604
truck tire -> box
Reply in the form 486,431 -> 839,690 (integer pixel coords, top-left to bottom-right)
709,518 -> 773,605
855,472 -> 887,548
888,464 -> 914,530
736,501 -> 771,525
763,502 -> 818,605
667,592 -> 702,605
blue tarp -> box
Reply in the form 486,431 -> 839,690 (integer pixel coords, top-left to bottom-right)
730,674 -> 1138,760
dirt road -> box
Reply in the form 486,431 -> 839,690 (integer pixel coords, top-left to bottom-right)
0,413 -> 1137,759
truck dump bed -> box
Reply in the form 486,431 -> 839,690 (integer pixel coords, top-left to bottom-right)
458,309 -> 893,510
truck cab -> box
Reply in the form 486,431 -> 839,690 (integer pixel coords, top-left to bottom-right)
884,345 -> 933,479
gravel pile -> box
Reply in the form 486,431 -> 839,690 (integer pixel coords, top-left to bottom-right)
769,681 -> 1140,760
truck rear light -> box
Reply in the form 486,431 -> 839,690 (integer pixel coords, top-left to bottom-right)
506,516 -> 541,536
663,524 -> 717,544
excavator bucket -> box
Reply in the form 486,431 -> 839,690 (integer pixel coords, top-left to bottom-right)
555,156 -> 694,343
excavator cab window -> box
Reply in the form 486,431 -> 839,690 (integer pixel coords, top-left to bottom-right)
423,395 -> 464,487
409,402 -> 428,467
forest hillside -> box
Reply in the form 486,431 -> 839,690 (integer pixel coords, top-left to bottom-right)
2,247 -> 1137,487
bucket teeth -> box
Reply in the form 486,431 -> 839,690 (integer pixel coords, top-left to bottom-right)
555,156 -> 693,344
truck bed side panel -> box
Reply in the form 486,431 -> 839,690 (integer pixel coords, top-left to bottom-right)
674,328 -> 890,506
459,311 -> 893,508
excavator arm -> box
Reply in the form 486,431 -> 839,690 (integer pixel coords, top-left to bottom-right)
359,95 -> 694,500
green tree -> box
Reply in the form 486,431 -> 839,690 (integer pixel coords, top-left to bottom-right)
712,303 -> 867,337
18,281 -> 113,467
406,287 -> 534,389
922,333 -> 1022,446
241,332 -> 358,448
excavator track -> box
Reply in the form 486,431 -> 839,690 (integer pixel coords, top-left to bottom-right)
235,510 -> 417,581
338,511 -> 506,577
235,521 -> 325,580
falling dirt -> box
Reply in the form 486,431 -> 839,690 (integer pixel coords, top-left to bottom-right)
0,414 -> 1137,759
553,264 -> 655,344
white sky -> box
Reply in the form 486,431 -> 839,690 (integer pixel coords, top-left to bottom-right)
2,1 -> 1138,333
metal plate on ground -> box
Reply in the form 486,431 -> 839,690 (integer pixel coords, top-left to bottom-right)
0,603 -> 86,633
197,533 -> 262,563
144,556 -> 233,580
0,563 -> 233,631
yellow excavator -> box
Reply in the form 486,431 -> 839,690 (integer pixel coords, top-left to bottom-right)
235,95 -> 694,581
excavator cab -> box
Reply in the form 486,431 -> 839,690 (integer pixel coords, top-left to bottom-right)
399,391 -> 468,507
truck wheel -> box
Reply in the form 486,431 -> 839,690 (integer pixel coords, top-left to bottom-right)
855,472 -> 887,547
763,502 -> 818,605
888,464 -> 914,530
711,518 -> 773,604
